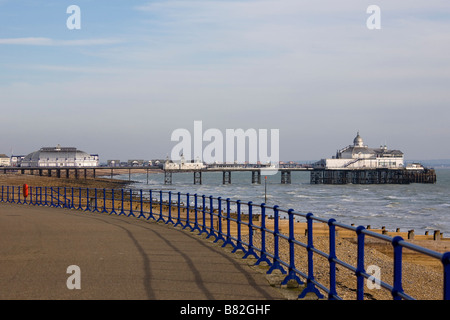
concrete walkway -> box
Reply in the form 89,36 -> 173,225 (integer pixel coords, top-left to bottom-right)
0,203 -> 285,300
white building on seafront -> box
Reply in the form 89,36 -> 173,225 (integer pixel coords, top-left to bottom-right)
0,154 -> 10,167
314,132 -> 404,169
21,145 -> 99,167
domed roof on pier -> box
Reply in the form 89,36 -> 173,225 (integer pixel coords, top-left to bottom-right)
353,132 -> 364,147
23,145 -> 91,161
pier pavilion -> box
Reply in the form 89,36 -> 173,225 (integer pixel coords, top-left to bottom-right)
311,133 -> 436,184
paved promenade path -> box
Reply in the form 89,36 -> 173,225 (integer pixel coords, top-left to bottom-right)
0,203 -> 285,300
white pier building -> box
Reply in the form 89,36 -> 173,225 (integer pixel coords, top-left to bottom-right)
163,155 -> 205,170
314,132 -> 404,169
21,145 -> 99,167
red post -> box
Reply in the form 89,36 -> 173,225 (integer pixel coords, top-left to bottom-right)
23,184 -> 29,198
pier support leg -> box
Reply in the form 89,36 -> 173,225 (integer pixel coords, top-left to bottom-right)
164,171 -> 172,185
223,171 -> 231,184
281,171 -> 291,184
252,170 -> 261,184
194,171 -> 202,184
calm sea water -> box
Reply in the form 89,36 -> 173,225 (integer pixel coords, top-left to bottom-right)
119,168 -> 450,236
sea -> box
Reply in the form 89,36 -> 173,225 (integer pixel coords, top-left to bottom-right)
117,168 -> 450,237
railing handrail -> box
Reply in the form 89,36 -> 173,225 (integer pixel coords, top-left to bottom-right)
1,184 -> 449,300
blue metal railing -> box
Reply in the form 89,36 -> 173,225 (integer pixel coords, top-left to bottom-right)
1,185 -> 449,300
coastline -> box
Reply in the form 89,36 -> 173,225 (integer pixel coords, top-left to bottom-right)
0,172 -> 447,300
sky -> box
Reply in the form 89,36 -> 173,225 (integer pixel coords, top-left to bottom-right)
1,0 -> 449,162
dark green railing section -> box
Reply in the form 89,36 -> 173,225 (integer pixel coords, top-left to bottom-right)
1,185 -> 449,300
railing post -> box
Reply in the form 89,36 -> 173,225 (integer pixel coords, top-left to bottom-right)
355,225 -> 366,300
157,190 -> 165,222
327,219 -> 338,300
30,187 -> 36,205
232,200 -> 246,254
1,186 -> 3,202
147,190 -> 155,220
281,209 -> 302,286
192,194 -> 201,232
76,187 -> 81,210
214,197 -> 225,243
85,188 -> 91,212
119,189 -> 126,215
50,187 -> 54,207
242,202 -> 258,259
174,192 -> 183,227
199,195 -> 208,235
267,205 -> 286,274
63,187 -> 67,208
93,188 -> 99,212
110,189 -> 117,214
166,191 -> 174,224
222,198 -> 235,248
33,186 -> 36,205
102,188 -> 108,213
128,189 -> 136,217
138,189 -> 146,218
298,213 -> 323,299
183,193 -> 192,230
33,187 -> 37,205
443,252 -> 450,300
71,187 -> 75,209
392,236 -> 405,300
17,186 -> 22,204
206,196 -> 217,241
56,187 -> 61,208
255,203 -> 272,267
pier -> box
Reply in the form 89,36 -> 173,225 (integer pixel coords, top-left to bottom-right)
1,165 -> 436,185
310,168 -> 437,184
1,165 -> 313,185
162,167 -> 311,185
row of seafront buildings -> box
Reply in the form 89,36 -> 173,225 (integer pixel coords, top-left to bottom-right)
0,145 -> 163,168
